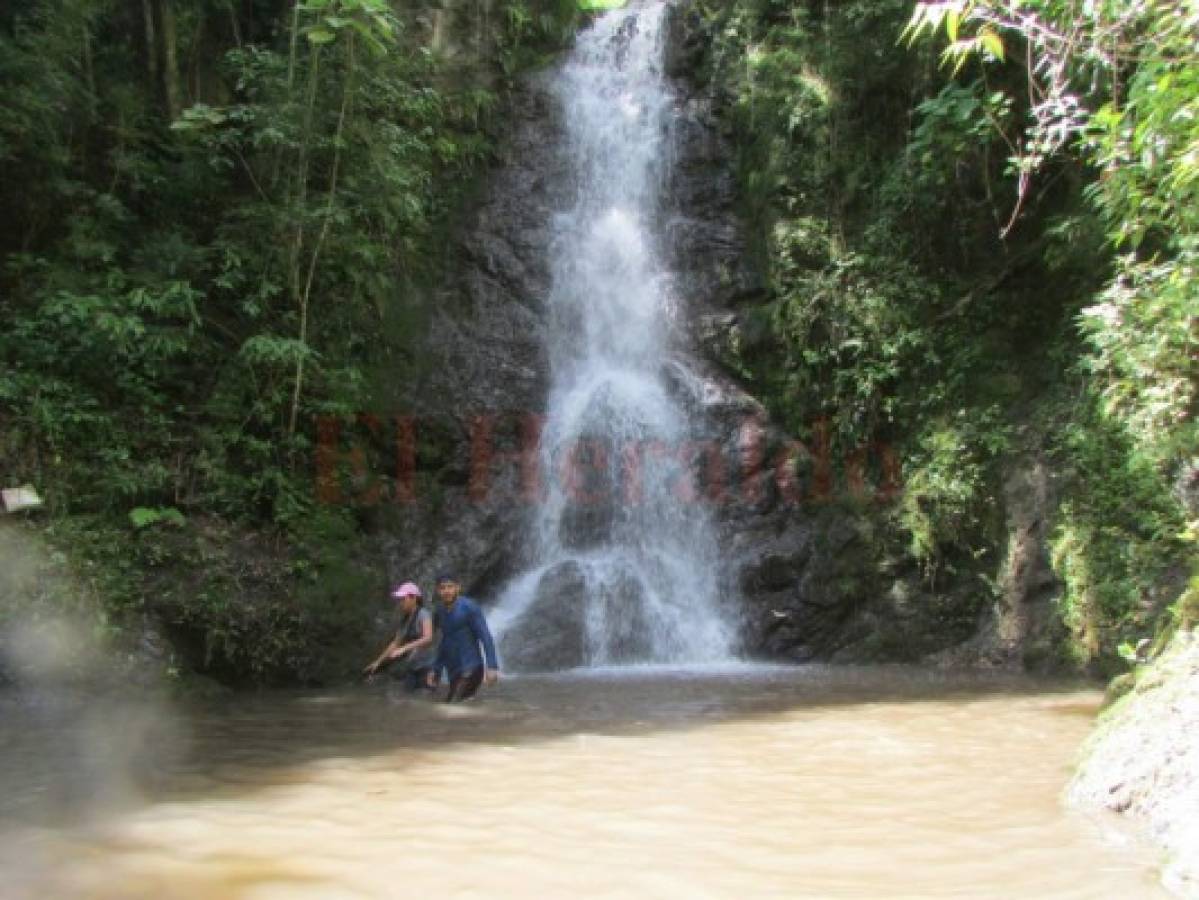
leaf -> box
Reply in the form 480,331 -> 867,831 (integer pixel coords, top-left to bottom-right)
130,507 -> 186,529
979,28 -> 1004,61
171,104 -> 228,131
239,335 -> 318,368
347,18 -> 390,54
941,42 -> 972,76
306,27 -> 335,44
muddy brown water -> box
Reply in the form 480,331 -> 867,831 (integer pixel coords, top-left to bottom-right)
0,665 -> 1167,898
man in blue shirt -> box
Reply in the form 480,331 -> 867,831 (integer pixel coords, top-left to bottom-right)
427,573 -> 500,701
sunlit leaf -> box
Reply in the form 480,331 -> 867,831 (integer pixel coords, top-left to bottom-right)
979,28 -> 1004,61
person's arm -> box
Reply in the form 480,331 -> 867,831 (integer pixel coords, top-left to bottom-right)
469,602 -> 500,682
364,638 -> 400,677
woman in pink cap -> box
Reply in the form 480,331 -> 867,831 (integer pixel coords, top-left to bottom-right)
363,582 -> 436,691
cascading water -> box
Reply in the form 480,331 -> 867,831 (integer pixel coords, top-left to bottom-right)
490,2 -> 736,670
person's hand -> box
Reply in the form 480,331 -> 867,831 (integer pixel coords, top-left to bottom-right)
426,671 -> 439,688
363,662 -> 378,678
484,669 -> 499,686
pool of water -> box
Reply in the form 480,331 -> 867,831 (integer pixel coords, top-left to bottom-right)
0,665 -> 1166,897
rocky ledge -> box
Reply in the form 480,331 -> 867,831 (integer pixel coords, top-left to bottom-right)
1068,629 -> 1199,897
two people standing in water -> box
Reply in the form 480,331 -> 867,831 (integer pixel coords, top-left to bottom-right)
364,573 -> 500,702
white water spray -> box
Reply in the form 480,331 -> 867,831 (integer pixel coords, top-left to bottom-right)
491,3 -> 735,669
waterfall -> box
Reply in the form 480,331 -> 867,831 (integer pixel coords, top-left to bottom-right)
490,2 -> 736,670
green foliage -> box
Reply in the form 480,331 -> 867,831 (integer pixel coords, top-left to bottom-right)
1079,252 -> 1199,466
904,0 -> 1199,474
758,253 -> 936,445
494,0 -> 581,75
897,417 -> 1005,575
1048,396 -> 1189,659
130,506 -> 186,529
901,1 -> 1005,72
701,0 -> 1193,668
700,0 -> 1025,492
0,0 -> 574,684
1175,574 -> 1199,633
904,82 -> 1013,206
1079,17 -> 1199,470
897,0 -> 1198,661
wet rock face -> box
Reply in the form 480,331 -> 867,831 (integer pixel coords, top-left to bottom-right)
374,4 -> 1016,668
373,15 -> 770,623
420,76 -> 567,419
656,2 -> 999,666
497,561 -> 657,671
373,7 -> 890,662
499,561 -> 589,671
558,498 -> 616,552
375,75 -> 568,607
663,76 -> 765,311
660,8 -> 869,659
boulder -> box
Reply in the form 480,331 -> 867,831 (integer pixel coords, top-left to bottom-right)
499,561 -> 589,671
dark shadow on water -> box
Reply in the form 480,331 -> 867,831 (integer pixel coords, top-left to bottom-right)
0,663 -> 1101,830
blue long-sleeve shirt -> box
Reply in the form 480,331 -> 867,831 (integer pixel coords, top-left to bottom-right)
432,596 -> 498,680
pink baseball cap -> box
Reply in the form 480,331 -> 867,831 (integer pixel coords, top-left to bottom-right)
390,582 -> 422,600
